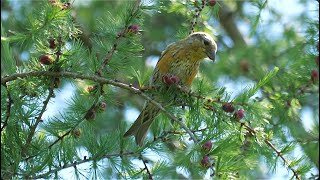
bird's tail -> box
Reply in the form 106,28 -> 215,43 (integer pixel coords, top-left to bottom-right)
124,103 -> 160,146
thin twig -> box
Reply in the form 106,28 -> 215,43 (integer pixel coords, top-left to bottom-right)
25,102 -> 101,162
96,0 -> 141,76
152,128 -> 208,143
189,0 -> 207,34
1,84 -> 13,131
48,129 -> 73,149
140,155 -> 153,180
24,121 -> 82,162
153,130 -> 181,142
264,139 -> 301,180
96,42 -> 119,76
48,102 -> 99,149
31,151 -> 136,179
21,38 -> 65,157
23,39 -> 66,159
140,94 -> 199,144
22,82 -> 55,156
25,124 -> 82,162
242,124 -> 301,180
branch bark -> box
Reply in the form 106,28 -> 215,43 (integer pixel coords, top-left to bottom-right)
31,151 -> 136,179
1,85 -> 13,131
1,70 -> 199,144
96,0 -> 141,76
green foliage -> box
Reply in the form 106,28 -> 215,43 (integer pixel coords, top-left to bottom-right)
1,0 -> 319,180
235,66 -> 279,104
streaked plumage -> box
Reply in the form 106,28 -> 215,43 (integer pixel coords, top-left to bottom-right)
124,32 -> 217,146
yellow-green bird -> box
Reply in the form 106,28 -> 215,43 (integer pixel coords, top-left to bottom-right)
124,32 -> 217,146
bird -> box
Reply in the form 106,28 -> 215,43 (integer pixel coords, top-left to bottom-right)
124,32 -> 218,146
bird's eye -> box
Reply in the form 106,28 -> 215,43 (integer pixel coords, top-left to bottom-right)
203,39 -> 210,46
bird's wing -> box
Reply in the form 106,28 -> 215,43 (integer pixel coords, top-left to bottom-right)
151,43 -> 181,84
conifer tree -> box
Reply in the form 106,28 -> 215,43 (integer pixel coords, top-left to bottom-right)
1,0 -> 319,179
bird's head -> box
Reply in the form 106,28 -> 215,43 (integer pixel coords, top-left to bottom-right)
186,32 -> 217,62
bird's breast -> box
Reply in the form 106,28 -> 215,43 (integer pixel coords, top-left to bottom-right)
153,44 -> 203,87
172,61 -> 200,87
155,59 -> 200,87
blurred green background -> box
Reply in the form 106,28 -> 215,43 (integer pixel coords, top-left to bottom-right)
1,0 -> 319,179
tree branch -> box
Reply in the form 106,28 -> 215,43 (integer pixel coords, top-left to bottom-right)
31,151 -> 136,179
140,155 -> 153,180
21,38 -> 65,157
1,70 -> 198,144
263,138 -> 301,180
24,127 -> 74,162
48,129 -> 73,149
3,72 -> 300,179
176,85 -> 301,179
48,101 -> 100,150
189,0 -> 206,34
179,85 -> 302,179
96,0 -> 141,76
25,99 -> 106,162
242,124 -> 301,180
1,84 -> 13,131
22,82 -> 55,157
